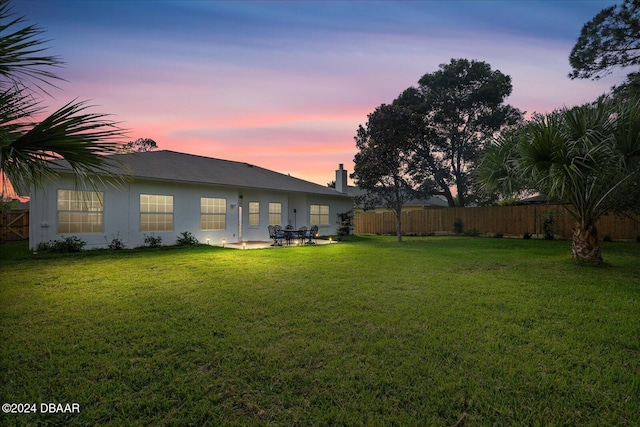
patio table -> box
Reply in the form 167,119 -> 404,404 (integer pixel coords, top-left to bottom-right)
282,227 -> 305,245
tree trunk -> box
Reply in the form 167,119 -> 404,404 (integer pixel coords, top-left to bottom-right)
441,187 -> 455,207
456,174 -> 466,207
394,208 -> 403,242
571,222 -> 602,264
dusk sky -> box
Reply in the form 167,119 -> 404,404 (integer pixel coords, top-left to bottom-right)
13,0 -> 623,187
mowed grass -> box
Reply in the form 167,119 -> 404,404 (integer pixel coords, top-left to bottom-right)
1,236 -> 639,426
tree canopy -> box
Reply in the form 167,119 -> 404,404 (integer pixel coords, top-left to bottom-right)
0,0 -> 126,196
394,59 -> 522,207
351,104 -> 422,241
120,138 -> 158,153
569,0 -> 640,80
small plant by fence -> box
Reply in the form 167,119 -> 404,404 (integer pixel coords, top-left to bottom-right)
354,204 -> 640,241
1,209 -> 29,242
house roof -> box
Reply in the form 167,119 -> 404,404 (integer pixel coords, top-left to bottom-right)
52,150 -> 351,198
517,193 -> 566,205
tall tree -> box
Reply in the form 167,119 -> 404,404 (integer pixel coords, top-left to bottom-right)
120,138 -> 158,153
569,0 -> 640,80
394,59 -> 522,207
568,1 -> 640,218
0,0 -> 125,196
479,96 -> 640,264
351,104 -> 422,242
611,71 -> 640,100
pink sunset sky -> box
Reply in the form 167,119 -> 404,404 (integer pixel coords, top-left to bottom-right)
12,0 -> 623,189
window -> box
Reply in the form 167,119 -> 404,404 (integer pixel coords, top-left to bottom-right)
57,190 -> 104,233
140,194 -> 173,232
310,204 -> 330,226
248,202 -> 260,227
268,202 -> 282,225
201,197 -> 226,230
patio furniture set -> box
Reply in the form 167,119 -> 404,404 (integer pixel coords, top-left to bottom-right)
268,225 -> 319,246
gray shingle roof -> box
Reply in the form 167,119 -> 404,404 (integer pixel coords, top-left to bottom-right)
52,150 -> 351,198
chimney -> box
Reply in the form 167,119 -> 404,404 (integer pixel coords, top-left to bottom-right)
336,164 -> 348,194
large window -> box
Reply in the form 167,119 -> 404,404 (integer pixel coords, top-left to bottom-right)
201,197 -> 226,230
310,204 -> 330,226
268,202 -> 282,225
248,202 -> 260,227
57,190 -> 104,233
140,194 -> 173,232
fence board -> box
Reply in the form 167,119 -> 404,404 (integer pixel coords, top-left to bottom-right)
354,205 -> 640,241
0,209 -> 29,242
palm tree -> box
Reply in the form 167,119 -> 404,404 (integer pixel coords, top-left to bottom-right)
479,97 -> 640,264
0,0 -> 125,197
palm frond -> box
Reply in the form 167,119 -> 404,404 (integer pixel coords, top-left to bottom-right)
1,100 -> 127,194
0,86 -> 44,138
0,0 -> 128,195
477,132 -> 522,196
0,0 -> 63,94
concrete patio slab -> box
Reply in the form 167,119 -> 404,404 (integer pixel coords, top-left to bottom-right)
222,239 -> 334,249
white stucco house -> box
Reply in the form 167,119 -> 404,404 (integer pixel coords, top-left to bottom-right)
29,150 -> 353,249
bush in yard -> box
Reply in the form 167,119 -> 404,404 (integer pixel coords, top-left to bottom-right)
453,218 -> 464,234
539,211 -> 564,241
541,212 -> 558,240
176,231 -> 199,246
34,241 -> 49,253
144,234 -> 162,248
463,228 -> 481,237
37,236 -> 86,253
336,210 -> 353,237
107,235 -> 126,250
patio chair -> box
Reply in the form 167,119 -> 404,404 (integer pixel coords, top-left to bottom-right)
307,225 -> 318,244
296,226 -> 307,246
269,225 -> 284,246
275,225 -> 287,245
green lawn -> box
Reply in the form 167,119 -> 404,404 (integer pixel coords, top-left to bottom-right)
1,236 -> 639,426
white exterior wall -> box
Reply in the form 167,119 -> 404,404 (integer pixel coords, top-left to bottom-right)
29,175 -> 352,249
238,190 -> 353,241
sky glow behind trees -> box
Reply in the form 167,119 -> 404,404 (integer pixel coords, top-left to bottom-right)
12,0 -> 621,187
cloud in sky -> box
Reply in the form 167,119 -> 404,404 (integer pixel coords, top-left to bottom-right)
13,0 -> 621,186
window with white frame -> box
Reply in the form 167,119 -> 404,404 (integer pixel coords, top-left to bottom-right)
268,202 -> 282,225
140,194 -> 173,232
57,190 -> 104,233
201,197 -> 226,230
310,204 -> 330,226
248,202 -> 260,227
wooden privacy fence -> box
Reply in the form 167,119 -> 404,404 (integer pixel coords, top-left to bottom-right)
354,204 -> 640,241
0,209 -> 29,242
